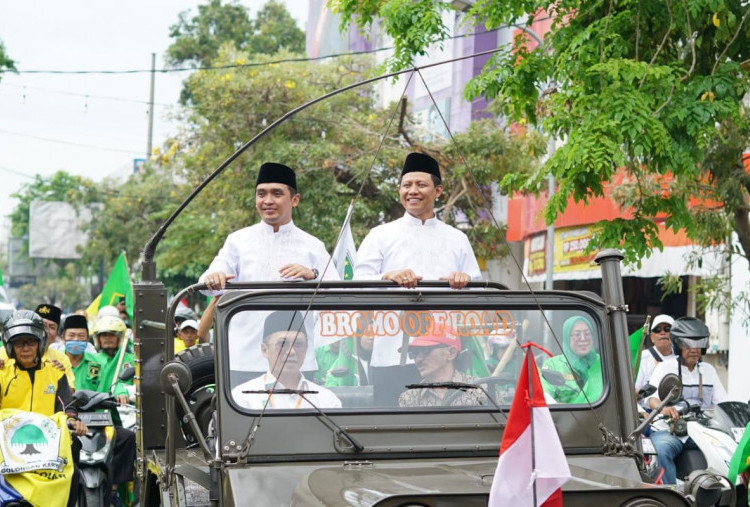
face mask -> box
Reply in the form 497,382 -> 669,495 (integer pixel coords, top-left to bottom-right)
65,341 -> 88,355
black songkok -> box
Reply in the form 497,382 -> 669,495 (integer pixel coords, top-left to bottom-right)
256,162 -> 297,191
263,311 -> 306,341
35,304 -> 62,326
401,152 -> 441,181
62,314 -> 89,332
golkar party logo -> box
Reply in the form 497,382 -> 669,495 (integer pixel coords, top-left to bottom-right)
0,411 -> 65,474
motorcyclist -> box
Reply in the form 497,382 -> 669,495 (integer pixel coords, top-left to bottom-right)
646,316 -> 728,484
0,310 -> 87,507
91,315 -> 137,504
94,316 -> 135,398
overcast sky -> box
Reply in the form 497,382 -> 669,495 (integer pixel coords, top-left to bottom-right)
0,1 -> 308,224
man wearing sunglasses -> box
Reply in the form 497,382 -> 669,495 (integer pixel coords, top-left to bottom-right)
232,311 -> 341,410
398,325 -> 489,408
646,317 -> 728,484
634,314 -> 675,394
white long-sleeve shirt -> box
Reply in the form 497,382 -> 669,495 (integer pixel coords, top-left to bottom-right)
354,213 -> 482,282
231,372 -> 341,410
199,220 -> 339,284
200,220 -> 338,372
354,213 -> 481,366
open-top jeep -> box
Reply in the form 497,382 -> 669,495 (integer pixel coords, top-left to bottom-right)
132,248 -> 704,506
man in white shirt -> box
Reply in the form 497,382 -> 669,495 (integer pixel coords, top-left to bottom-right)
199,163 -> 339,377
634,314 -> 675,393
201,162 -> 338,289
232,311 -> 341,410
646,317 -> 728,484
354,152 -> 482,403
354,152 -> 482,289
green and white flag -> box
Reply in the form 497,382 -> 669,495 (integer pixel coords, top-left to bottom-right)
89,252 -> 134,320
332,203 -> 357,280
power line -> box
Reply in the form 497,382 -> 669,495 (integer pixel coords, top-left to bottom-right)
0,128 -> 142,155
0,84 -> 172,107
0,165 -> 36,179
0,27 -> 506,76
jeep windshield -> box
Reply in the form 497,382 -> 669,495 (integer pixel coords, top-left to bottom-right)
219,288 -> 607,414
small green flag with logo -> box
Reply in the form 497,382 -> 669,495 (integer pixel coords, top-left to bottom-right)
333,203 -> 357,280
96,252 -> 134,320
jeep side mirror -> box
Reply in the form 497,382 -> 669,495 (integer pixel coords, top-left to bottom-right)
658,373 -> 682,402
160,361 -> 193,396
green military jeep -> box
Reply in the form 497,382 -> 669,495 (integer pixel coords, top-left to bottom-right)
131,248 -> 721,506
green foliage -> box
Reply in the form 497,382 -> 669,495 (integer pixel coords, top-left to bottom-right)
338,0 -> 750,315
0,38 -> 15,80
331,0 -> 452,70
166,0 -> 304,68
248,0 -> 306,55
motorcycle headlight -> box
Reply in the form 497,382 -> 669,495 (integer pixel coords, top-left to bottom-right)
80,440 -> 113,465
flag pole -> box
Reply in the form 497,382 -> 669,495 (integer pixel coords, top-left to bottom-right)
527,342 -> 539,506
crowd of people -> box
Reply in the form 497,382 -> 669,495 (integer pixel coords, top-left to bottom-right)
0,302 -> 137,506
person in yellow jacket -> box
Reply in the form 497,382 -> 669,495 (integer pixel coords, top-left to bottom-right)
0,304 -> 76,391
0,310 -> 86,507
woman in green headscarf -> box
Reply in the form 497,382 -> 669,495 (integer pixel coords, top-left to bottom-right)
541,315 -> 603,404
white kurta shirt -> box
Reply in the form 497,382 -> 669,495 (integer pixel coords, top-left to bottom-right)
200,220 -> 339,371
200,220 -> 339,283
354,213 -> 482,282
231,372 -> 342,410
354,213 -> 482,366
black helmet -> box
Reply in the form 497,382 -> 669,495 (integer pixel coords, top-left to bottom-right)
2,310 -> 47,360
670,317 -> 710,355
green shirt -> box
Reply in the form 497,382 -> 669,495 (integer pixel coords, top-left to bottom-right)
540,353 -> 603,404
71,352 -> 107,392
96,350 -> 135,397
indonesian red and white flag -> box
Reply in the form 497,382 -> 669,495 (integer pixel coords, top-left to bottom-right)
489,345 -> 571,506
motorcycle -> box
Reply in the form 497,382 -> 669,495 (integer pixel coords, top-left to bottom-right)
635,374 -> 750,506
70,390 -> 120,507
71,367 -> 138,507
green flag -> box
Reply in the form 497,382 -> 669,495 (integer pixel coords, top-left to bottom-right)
99,252 -> 134,320
629,317 -> 651,377
629,328 -> 643,377
465,335 -> 491,378
0,265 -> 4,286
324,338 -> 358,387
729,422 -> 750,488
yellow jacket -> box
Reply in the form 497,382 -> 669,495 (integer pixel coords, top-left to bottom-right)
0,347 -> 75,391
0,360 -> 70,416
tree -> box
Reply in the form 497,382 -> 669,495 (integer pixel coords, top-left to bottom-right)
248,0 -> 306,55
335,0 -> 750,312
166,0 -> 254,68
166,0 -> 304,68
0,38 -> 15,81
81,165 -> 183,291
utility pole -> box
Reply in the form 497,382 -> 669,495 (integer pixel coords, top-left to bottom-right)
146,53 -> 156,158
